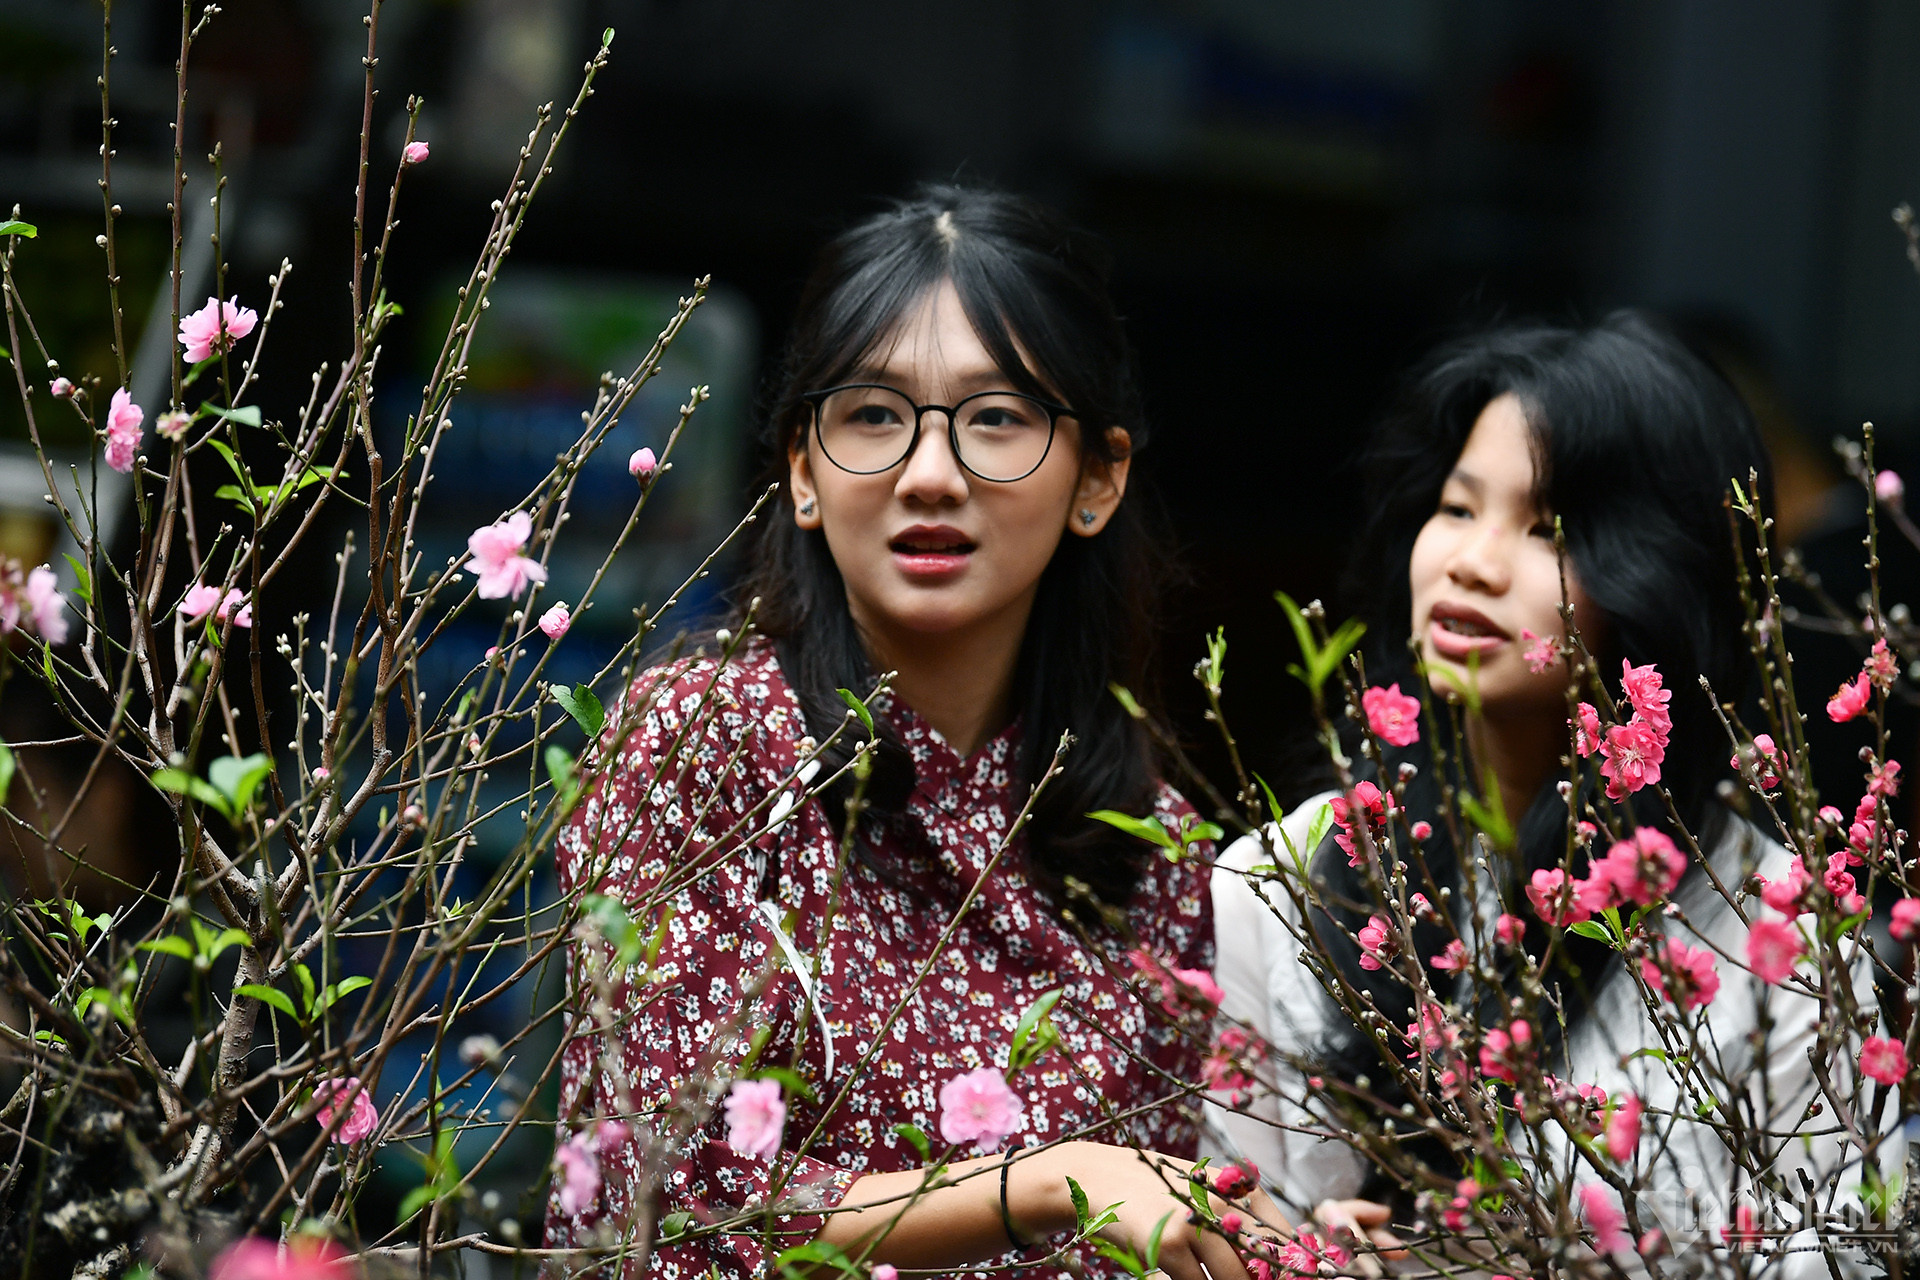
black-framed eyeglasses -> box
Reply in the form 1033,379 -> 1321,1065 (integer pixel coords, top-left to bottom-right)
801,383 -> 1076,483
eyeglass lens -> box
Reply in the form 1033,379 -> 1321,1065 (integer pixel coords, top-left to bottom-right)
814,386 -> 1055,482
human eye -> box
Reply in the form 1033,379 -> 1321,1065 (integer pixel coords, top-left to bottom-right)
961,394 -> 1047,434
1528,513 -> 1557,540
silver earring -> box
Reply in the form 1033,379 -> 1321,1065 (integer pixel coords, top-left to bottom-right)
798,498 -> 816,516
1078,508 -> 1097,528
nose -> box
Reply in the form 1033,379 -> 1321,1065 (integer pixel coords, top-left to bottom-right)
1446,521 -> 1512,594
893,409 -> 970,506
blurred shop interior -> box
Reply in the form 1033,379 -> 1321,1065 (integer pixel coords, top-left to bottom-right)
7,0 -> 1920,1232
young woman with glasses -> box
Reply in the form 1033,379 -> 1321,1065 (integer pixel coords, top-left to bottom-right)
1206,314 -> 1893,1263
545,186 -> 1314,1280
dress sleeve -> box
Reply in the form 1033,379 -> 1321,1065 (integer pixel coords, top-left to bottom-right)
546,660 -> 858,1280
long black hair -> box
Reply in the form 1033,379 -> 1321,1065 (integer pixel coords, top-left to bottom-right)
732,184 -> 1172,908
1308,311 -> 1772,1146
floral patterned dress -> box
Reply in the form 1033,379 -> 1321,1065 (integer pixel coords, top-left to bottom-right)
544,641 -> 1213,1279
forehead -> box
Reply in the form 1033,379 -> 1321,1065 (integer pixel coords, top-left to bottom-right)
856,278 -> 1036,394
1450,393 -> 1541,496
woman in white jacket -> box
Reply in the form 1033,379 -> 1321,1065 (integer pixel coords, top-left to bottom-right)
1206,314 -> 1904,1277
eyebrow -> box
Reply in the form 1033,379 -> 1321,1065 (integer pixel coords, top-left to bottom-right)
853,364 -> 1019,397
1444,468 -> 1483,495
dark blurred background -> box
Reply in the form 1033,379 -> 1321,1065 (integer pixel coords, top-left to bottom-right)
9,0 -> 1920,788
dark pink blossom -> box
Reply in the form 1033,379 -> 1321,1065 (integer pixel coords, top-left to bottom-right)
1527,868 -> 1591,926
1619,659 -> 1672,740
1330,781 -> 1392,867
1861,1035 -> 1909,1085
1581,1183 -> 1631,1254
1403,1003 -> 1461,1059
210,1237 -> 349,1280
1409,820 -> 1432,841
1891,898 -> 1920,942
1640,937 -> 1720,1011
1357,914 -> 1395,971
1869,639 -> 1901,690
1759,862 -> 1813,917
1478,1021 -> 1531,1083
313,1076 -> 378,1144
1574,702 -> 1602,757
1605,1093 -> 1642,1162
1209,1158 -> 1259,1199
1731,734 -> 1784,790
1828,671 -> 1871,722
1870,757 -> 1903,797
1495,913 -> 1525,947
1722,1203 -> 1762,1249
1430,939 -> 1469,972
1595,828 -> 1687,907
1362,682 -> 1421,747
1599,721 -> 1664,800
1745,916 -> 1802,985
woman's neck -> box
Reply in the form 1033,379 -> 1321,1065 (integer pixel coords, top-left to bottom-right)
852,590 -> 1038,759
1464,708 -> 1564,829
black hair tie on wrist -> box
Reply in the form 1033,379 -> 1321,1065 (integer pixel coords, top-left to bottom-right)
999,1151 -> 1032,1250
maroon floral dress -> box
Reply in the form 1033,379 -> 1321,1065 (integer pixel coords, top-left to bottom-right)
543,642 -> 1213,1279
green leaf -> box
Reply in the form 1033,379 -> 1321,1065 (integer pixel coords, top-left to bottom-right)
1303,800 -> 1334,857
1568,921 -> 1614,945
139,936 -> 195,961
550,684 -> 605,739
236,983 -> 298,1019
0,220 -> 38,238
892,1122 -> 931,1161
583,893 -> 643,966
1066,1175 -> 1091,1230
748,1067 -> 814,1103
208,752 -> 274,814
1252,772 -> 1284,826
395,1182 -> 439,1223
315,975 -> 372,1017
1086,809 -> 1178,854
62,554 -> 91,608
1108,682 -> 1147,720
1145,1209 -> 1174,1272
545,744 -> 580,810
774,1241 -> 859,1280
1090,1239 -> 1146,1277
206,437 -> 250,487
150,767 -> 234,819
293,962 -> 316,1015
202,402 -> 262,428
836,687 -> 874,736
1624,1045 -> 1670,1064
658,1211 -> 692,1238
0,739 -> 13,810
1010,989 -> 1065,1071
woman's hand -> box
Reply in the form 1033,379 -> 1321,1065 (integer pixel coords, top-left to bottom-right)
1316,1199 -> 1407,1261
1010,1141 -> 1291,1280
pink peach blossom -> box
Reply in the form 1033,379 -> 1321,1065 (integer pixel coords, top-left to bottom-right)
1520,628 -> 1559,674
181,584 -> 224,622
1430,939 -> 1469,972
1891,898 -> 1920,942
467,511 -> 548,600
25,566 -> 67,645
1721,1203 -> 1762,1248
937,1067 -> 1021,1151
1410,820 -> 1432,841
1581,1183 -> 1631,1254
156,409 -> 191,442
1829,671 -> 1871,722
554,1131 -> 601,1214
1527,868 -> 1591,927
629,446 -> 657,480
1619,659 -> 1672,740
1595,828 -> 1687,907
1641,937 -> 1720,1011
1209,1158 -> 1259,1198
1606,1093 -> 1642,1162
50,377 -> 74,398
1869,639 -> 1901,690
1574,702 -> 1602,756
1599,721 -> 1664,800
724,1077 -> 787,1160
1745,916 -> 1803,985
1759,861 -> 1812,916
1170,966 -> 1224,1008
539,603 -> 572,639
313,1076 -> 378,1144
1861,1035 -> 1908,1085
1361,682 -> 1421,747
103,387 -> 144,473
1876,469 -> 1905,502
210,1236 -> 349,1280
1495,913 -> 1525,947
179,295 -> 259,363
403,140 -> 430,165
1357,914 -> 1395,970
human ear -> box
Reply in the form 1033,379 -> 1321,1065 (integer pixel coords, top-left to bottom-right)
788,436 -> 823,531
1067,427 -> 1132,538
